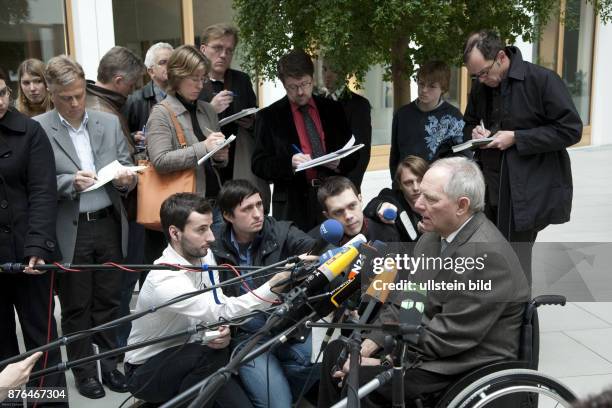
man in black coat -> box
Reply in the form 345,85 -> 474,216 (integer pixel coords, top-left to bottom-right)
463,30 -> 582,280
463,30 -> 582,240
321,61 -> 372,191
0,69 -> 66,393
198,23 -> 271,209
252,50 -> 356,232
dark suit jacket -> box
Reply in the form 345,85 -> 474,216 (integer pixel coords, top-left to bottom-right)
338,91 -> 371,190
366,212 -> 530,375
252,95 -> 356,231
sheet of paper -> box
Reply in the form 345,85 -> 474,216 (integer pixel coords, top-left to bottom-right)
218,107 -> 260,127
295,136 -> 363,172
197,134 -> 236,165
82,160 -> 147,192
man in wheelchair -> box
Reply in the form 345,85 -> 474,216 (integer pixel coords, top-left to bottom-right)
318,157 -> 531,407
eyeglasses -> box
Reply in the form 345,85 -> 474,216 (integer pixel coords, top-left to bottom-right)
0,86 -> 11,98
471,55 -> 498,80
186,76 -> 209,84
208,45 -> 234,56
156,59 -> 168,66
285,80 -> 312,93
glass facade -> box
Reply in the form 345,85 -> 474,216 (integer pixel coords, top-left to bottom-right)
112,0 -> 183,61
0,0 -> 66,89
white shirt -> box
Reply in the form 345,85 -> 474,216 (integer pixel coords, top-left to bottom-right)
125,245 -> 278,364
58,112 -> 112,212
443,215 -> 474,244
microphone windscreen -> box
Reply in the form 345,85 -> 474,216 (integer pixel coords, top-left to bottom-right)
382,207 -> 397,222
320,219 -> 344,245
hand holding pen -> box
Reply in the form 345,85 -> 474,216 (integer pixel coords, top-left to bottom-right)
210,90 -> 234,114
472,119 -> 492,140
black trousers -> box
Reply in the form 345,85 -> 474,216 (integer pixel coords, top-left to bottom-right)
0,272 -> 67,390
125,343 -> 253,407
318,340 -> 458,407
56,215 -> 123,380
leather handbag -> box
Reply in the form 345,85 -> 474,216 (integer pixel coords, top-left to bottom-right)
136,102 -> 196,231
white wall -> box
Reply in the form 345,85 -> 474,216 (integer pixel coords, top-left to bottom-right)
70,0 -> 115,80
590,21 -> 612,146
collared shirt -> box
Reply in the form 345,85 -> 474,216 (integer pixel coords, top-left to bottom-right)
58,112 -> 112,212
125,245 -> 277,365
152,82 -> 166,103
290,98 -> 327,181
230,229 -> 263,294
290,98 -> 327,157
443,215 -> 475,244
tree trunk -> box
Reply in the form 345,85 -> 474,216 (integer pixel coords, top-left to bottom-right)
391,36 -> 412,112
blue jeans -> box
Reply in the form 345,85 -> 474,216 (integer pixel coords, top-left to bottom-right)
234,316 -> 319,408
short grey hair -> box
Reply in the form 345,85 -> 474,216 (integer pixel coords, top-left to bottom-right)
45,55 -> 85,89
144,42 -> 174,69
97,46 -> 145,84
430,157 -> 485,213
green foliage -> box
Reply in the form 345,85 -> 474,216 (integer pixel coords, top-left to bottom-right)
233,0 -> 610,88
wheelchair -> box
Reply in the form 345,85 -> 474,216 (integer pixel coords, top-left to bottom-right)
333,295 -> 577,408
430,294 -> 577,408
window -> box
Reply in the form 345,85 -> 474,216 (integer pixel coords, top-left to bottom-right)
0,0 -> 67,86
533,0 -> 595,124
112,0 -> 183,61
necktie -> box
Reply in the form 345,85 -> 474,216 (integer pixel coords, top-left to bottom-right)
440,238 -> 449,254
298,105 -> 324,158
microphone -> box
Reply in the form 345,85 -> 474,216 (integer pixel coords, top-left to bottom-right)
317,233 -> 368,266
382,207 -> 397,222
308,219 -> 344,255
301,234 -> 365,296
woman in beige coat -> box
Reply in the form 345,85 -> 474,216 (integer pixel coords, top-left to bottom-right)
145,45 -> 228,255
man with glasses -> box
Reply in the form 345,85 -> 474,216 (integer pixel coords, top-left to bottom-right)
462,29 -> 582,282
199,23 -> 271,210
252,49 -> 356,232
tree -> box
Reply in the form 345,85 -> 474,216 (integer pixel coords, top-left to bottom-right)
233,0 -> 612,110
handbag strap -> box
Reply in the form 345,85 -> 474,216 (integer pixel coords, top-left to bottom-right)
159,101 -> 188,148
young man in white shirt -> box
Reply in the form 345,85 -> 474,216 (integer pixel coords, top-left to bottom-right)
124,193 -> 290,406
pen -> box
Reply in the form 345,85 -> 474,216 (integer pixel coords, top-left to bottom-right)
480,119 -> 486,132
291,144 -> 304,154
213,91 -> 237,96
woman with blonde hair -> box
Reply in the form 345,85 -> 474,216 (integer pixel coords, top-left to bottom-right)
143,45 -> 228,259
16,59 -> 52,117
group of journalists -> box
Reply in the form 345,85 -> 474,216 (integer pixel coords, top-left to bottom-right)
2,22 -> 606,408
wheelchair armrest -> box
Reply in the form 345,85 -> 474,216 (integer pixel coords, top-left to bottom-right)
532,295 -> 566,308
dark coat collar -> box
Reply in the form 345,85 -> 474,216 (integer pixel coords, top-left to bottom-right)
0,108 -> 27,134
505,46 -> 526,81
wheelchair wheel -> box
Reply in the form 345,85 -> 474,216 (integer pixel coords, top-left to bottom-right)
445,368 -> 577,408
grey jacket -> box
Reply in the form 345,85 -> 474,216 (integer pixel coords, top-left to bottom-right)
34,109 -> 134,262
366,212 -> 530,375
145,94 -> 225,195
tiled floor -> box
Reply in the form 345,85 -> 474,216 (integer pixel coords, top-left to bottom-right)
13,144 -> 612,406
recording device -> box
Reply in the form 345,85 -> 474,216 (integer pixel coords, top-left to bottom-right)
382,207 -> 397,222
308,219 -> 344,255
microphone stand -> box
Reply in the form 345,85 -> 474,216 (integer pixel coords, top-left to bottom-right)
0,262 -> 288,273
0,256 -> 300,367
162,286 -> 322,408
27,308 -> 273,381
306,321 -> 422,408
